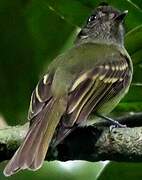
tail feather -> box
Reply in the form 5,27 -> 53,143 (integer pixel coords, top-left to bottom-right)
4,119 -> 41,175
4,98 -> 66,176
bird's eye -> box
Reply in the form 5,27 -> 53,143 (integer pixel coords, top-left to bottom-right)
88,15 -> 97,22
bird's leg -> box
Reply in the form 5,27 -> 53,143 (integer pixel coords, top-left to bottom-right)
96,114 -> 126,128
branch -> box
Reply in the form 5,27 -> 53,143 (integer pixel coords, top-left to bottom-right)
0,113 -> 142,163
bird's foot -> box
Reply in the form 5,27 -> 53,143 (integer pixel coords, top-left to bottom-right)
109,123 -> 126,132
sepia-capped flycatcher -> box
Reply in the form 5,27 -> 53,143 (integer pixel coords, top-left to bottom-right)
4,3 -> 133,176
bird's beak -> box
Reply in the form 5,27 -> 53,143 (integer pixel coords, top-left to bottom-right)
115,10 -> 128,22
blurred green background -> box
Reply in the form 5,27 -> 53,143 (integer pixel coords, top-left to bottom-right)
0,0 -> 142,179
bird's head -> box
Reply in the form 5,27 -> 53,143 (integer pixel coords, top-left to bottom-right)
76,2 -> 128,46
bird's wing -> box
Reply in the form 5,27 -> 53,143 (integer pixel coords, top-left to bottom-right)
65,54 -> 131,126
28,73 -> 53,121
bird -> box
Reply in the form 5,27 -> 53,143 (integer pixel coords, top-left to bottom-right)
4,2 -> 133,176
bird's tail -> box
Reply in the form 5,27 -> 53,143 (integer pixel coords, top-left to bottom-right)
4,97 -> 66,176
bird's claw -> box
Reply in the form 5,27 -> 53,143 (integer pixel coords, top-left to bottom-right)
109,123 -> 127,132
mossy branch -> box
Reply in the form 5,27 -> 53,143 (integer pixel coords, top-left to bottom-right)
0,113 -> 142,163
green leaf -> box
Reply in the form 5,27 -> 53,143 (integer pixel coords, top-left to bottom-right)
0,0 -> 74,124
46,0 -> 91,27
125,25 -> 142,57
97,162 -> 142,180
0,161 -> 103,180
115,85 -> 142,112
130,0 -> 142,10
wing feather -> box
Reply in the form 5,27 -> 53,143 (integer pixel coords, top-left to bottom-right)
65,56 -> 130,126
28,73 -> 53,120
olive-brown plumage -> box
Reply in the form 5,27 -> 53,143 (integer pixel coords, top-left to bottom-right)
4,3 -> 133,176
